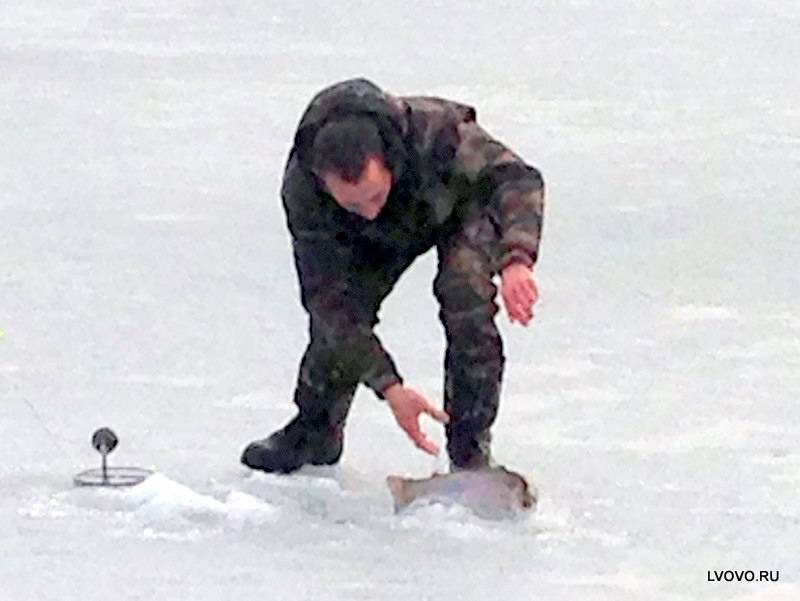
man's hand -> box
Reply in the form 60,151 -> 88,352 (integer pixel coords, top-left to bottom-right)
500,263 -> 539,326
383,383 -> 450,455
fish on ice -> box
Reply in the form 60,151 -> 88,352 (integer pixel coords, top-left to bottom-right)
386,466 -> 537,518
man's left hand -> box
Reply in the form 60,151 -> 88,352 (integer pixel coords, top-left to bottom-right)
500,263 -> 539,326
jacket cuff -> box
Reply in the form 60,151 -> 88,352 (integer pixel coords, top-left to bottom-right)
365,373 -> 403,401
499,247 -> 536,271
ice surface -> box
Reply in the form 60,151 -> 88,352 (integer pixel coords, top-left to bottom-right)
1,1 -> 798,599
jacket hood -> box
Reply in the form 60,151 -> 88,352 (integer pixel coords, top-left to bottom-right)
293,78 -> 410,181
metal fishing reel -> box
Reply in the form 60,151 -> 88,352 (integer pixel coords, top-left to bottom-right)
73,427 -> 153,487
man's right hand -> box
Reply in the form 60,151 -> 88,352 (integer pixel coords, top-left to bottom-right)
383,383 -> 450,455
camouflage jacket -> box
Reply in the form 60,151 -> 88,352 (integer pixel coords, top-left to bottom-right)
281,78 -> 545,398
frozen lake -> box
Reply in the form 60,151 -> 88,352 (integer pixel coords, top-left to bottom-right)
1,1 -> 798,599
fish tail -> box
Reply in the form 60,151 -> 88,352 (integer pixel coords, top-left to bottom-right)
386,475 -> 413,512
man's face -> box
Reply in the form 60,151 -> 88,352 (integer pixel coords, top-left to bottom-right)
321,156 -> 392,221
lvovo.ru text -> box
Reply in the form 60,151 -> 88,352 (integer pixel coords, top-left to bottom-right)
707,570 -> 779,583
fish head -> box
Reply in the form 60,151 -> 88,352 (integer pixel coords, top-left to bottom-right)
499,469 -> 538,512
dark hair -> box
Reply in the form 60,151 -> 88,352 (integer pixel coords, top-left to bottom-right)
310,116 -> 384,182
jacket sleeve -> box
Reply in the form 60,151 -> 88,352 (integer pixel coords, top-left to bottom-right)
451,121 -> 545,270
281,157 -> 403,399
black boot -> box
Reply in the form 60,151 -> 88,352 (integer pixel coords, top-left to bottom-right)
240,414 -> 344,474
447,429 -> 493,471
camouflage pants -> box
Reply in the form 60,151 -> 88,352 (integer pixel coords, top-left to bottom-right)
293,207 -> 503,463
292,250 -> 417,431
433,208 -> 503,466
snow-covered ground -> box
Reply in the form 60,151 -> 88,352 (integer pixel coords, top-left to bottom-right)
2,1 -> 798,599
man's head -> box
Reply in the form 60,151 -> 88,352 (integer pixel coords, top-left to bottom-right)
311,116 -> 393,221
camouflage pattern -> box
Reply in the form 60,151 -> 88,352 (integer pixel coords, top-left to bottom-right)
281,79 -> 545,462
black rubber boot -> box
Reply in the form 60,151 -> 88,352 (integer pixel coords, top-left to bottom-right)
240,414 -> 344,474
448,429 -> 493,471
